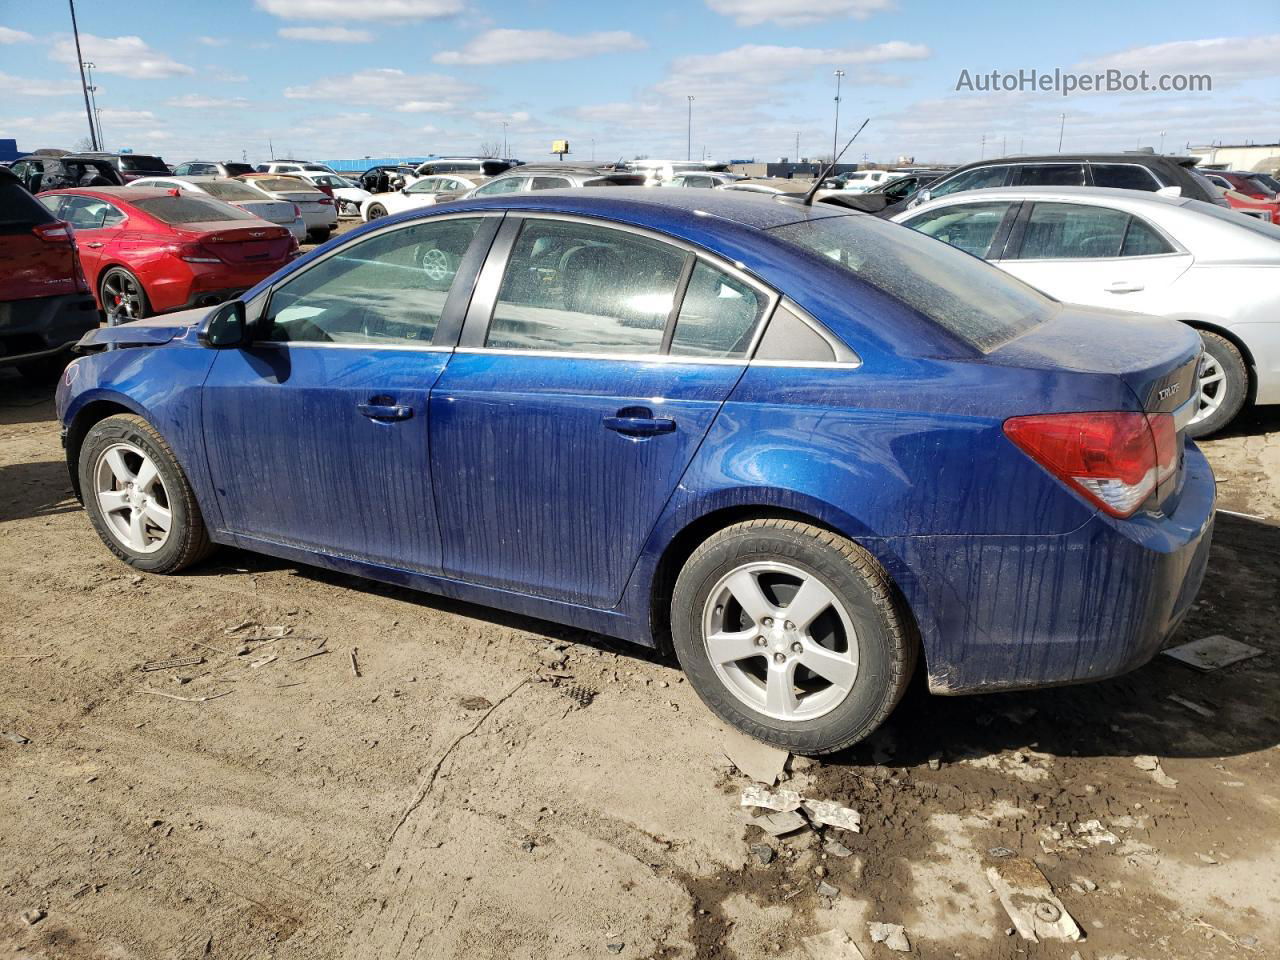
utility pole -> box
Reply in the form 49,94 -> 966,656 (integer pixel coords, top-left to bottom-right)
68,0 -> 99,151
83,61 -> 103,148
1159,130 -> 1166,154
591,137 -> 595,161
686,95 -> 694,162
980,133 -> 986,159
832,70 -> 845,163
501,120 -> 509,158
1058,113 -> 1066,151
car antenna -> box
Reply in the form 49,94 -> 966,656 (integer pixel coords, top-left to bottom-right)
801,117 -> 870,206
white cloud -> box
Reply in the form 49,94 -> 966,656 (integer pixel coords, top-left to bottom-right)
96,108 -> 159,127
1076,34 -> 1280,85
284,68 -> 478,109
0,26 -> 35,43
0,71 -> 74,96
473,110 -> 531,124
255,0 -> 463,20
434,29 -> 645,65
279,26 -> 374,43
50,33 -> 194,79
165,94 -> 250,109
706,0 -> 894,27
197,36 -> 227,47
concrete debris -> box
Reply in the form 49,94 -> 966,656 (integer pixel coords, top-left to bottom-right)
1167,693 -> 1216,718
722,728 -> 789,785
1074,819 -> 1119,844
605,941 -> 624,954
1133,755 -> 1178,789
741,785 -> 802,812
824,838 -> 853,858
749,842 -> 776,865
749,810 -> 808,837
802,929 -> 866,959
868,922 -> 911,952
20,908 -> 46,926
988,846 -> 1016,859
1161,635 -> 1262,672
3,731 -> 31,745
816,880 -> 840,898
987,857 -> 1082,942
460,696 -> 493,711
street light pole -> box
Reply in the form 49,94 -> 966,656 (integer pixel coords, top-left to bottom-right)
1159,130 -> 1166,154
832,70 -> 845,164
68,0 -> 99,151
686,96 -> 694,162
83,61 -> 103,148
1058,113 -> 1066,152
501,120 -> 508,158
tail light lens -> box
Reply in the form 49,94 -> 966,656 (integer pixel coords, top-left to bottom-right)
292,203 -> 302,218
33,222 -> 73,244
1003,412 -> 1178,518
172,241 -> 221,264
318,197 -> 334,206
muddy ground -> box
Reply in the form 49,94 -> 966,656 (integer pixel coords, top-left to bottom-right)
1,356 -> 1277,960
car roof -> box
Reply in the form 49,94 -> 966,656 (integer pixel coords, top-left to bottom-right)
949,153 -> 1196,169
39,186 -> 178,200
903,185 -> 1190,210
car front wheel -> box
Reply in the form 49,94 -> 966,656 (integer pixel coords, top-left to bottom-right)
79,414 -> 214,573
1187,330 -> 1249,438
671,519 -> 916,755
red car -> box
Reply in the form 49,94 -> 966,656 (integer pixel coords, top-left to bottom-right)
37,187 -> 296,322
1204,170 -> 1277,199
0,166 -> 99,380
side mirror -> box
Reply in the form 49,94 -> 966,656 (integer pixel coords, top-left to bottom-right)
916,188 -> 933,204
198,300 -> 247,348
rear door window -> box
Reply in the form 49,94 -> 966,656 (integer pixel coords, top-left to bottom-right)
668,262 -> 765,359
60,196 -> 125,229
474,177 -> 524,196
1090,164 -> 1162,191
486,219 -> 685,354
1015,164 -> 1086,187
901,201 -> 1016,258
1010,202 -> 1173,259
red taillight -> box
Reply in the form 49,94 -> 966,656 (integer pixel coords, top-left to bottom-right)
318,197 -> 333,206
171,241 -> 221,264
33,221 -> 73,245
1003,412 -> 1177,519
292,203 -> 302,217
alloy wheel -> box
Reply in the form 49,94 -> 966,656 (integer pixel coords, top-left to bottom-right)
102,271 -> 143,322
701,561 -> 859,721
1189,353 -> 1225,426
93,442 -> 172,554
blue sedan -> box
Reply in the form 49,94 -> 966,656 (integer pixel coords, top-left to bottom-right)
55,189 -> 1214,753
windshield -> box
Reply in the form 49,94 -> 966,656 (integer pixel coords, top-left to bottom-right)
120,155 -> 168,172
131,195 -> 257,224
199,180 -> 267,201
770,215 -> 1053,352
309,174 -> 352,188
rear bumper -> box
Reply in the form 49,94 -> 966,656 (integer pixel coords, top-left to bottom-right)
0,292 -> 101,367
884,442 -> 1216,694
147,261 -> 291,313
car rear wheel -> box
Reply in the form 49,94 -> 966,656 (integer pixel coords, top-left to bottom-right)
100,267 -> 149,325
365,203 -> 388,221
671,519 -> 916,755
1187,330 -> 1248,438
79,414 -> 214,573
307,227 -> 332,243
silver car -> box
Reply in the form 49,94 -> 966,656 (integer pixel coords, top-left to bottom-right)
235,175 -> 338,242
128,175 -> 307,242
461,165 -> 646,197
895,186 -> 1280,435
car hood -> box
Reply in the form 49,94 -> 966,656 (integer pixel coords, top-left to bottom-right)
76,306 -> 209,349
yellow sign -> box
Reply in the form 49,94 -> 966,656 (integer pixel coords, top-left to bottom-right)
551,139 -> 570,155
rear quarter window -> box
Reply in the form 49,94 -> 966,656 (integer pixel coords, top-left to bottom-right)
131,195 -> 257,223
771,215 -> 1053,353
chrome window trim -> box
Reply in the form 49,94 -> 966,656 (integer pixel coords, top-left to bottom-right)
251,341 -> 454,353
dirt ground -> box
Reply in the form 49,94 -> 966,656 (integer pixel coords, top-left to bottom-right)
1,343 -> 1277,959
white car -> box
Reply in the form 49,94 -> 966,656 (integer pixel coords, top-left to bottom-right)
895,186 -> 1280,435
286,171 -> 372,218
128,175 -> 307,242
236,175 -> 337,241
257,160 -> 337,177
834,170 -> 894,194
361,175 -> 484,222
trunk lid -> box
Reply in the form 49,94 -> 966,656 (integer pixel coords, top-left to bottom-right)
177,223 -> 292,264
235,200 -> 296,224
992,305 -> 1202,512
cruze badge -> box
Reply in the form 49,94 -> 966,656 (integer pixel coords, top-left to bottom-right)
1158,383 -> 1180,401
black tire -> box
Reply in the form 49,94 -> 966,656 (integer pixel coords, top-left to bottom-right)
78,414 -> 214,573
1188,330 -> 1249,438
99,267 -> 150,324
670,519 -> 916,755
365,203 -> 388,221
307,227 -> 332,243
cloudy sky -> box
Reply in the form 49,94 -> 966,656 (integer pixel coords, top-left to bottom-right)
1,0 -> 1276,165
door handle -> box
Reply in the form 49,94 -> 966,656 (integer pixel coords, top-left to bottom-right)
1105,281 -> 1144,293
357,402 -> 413,421
603,412 -> 676,437
85,242 -> 104,249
